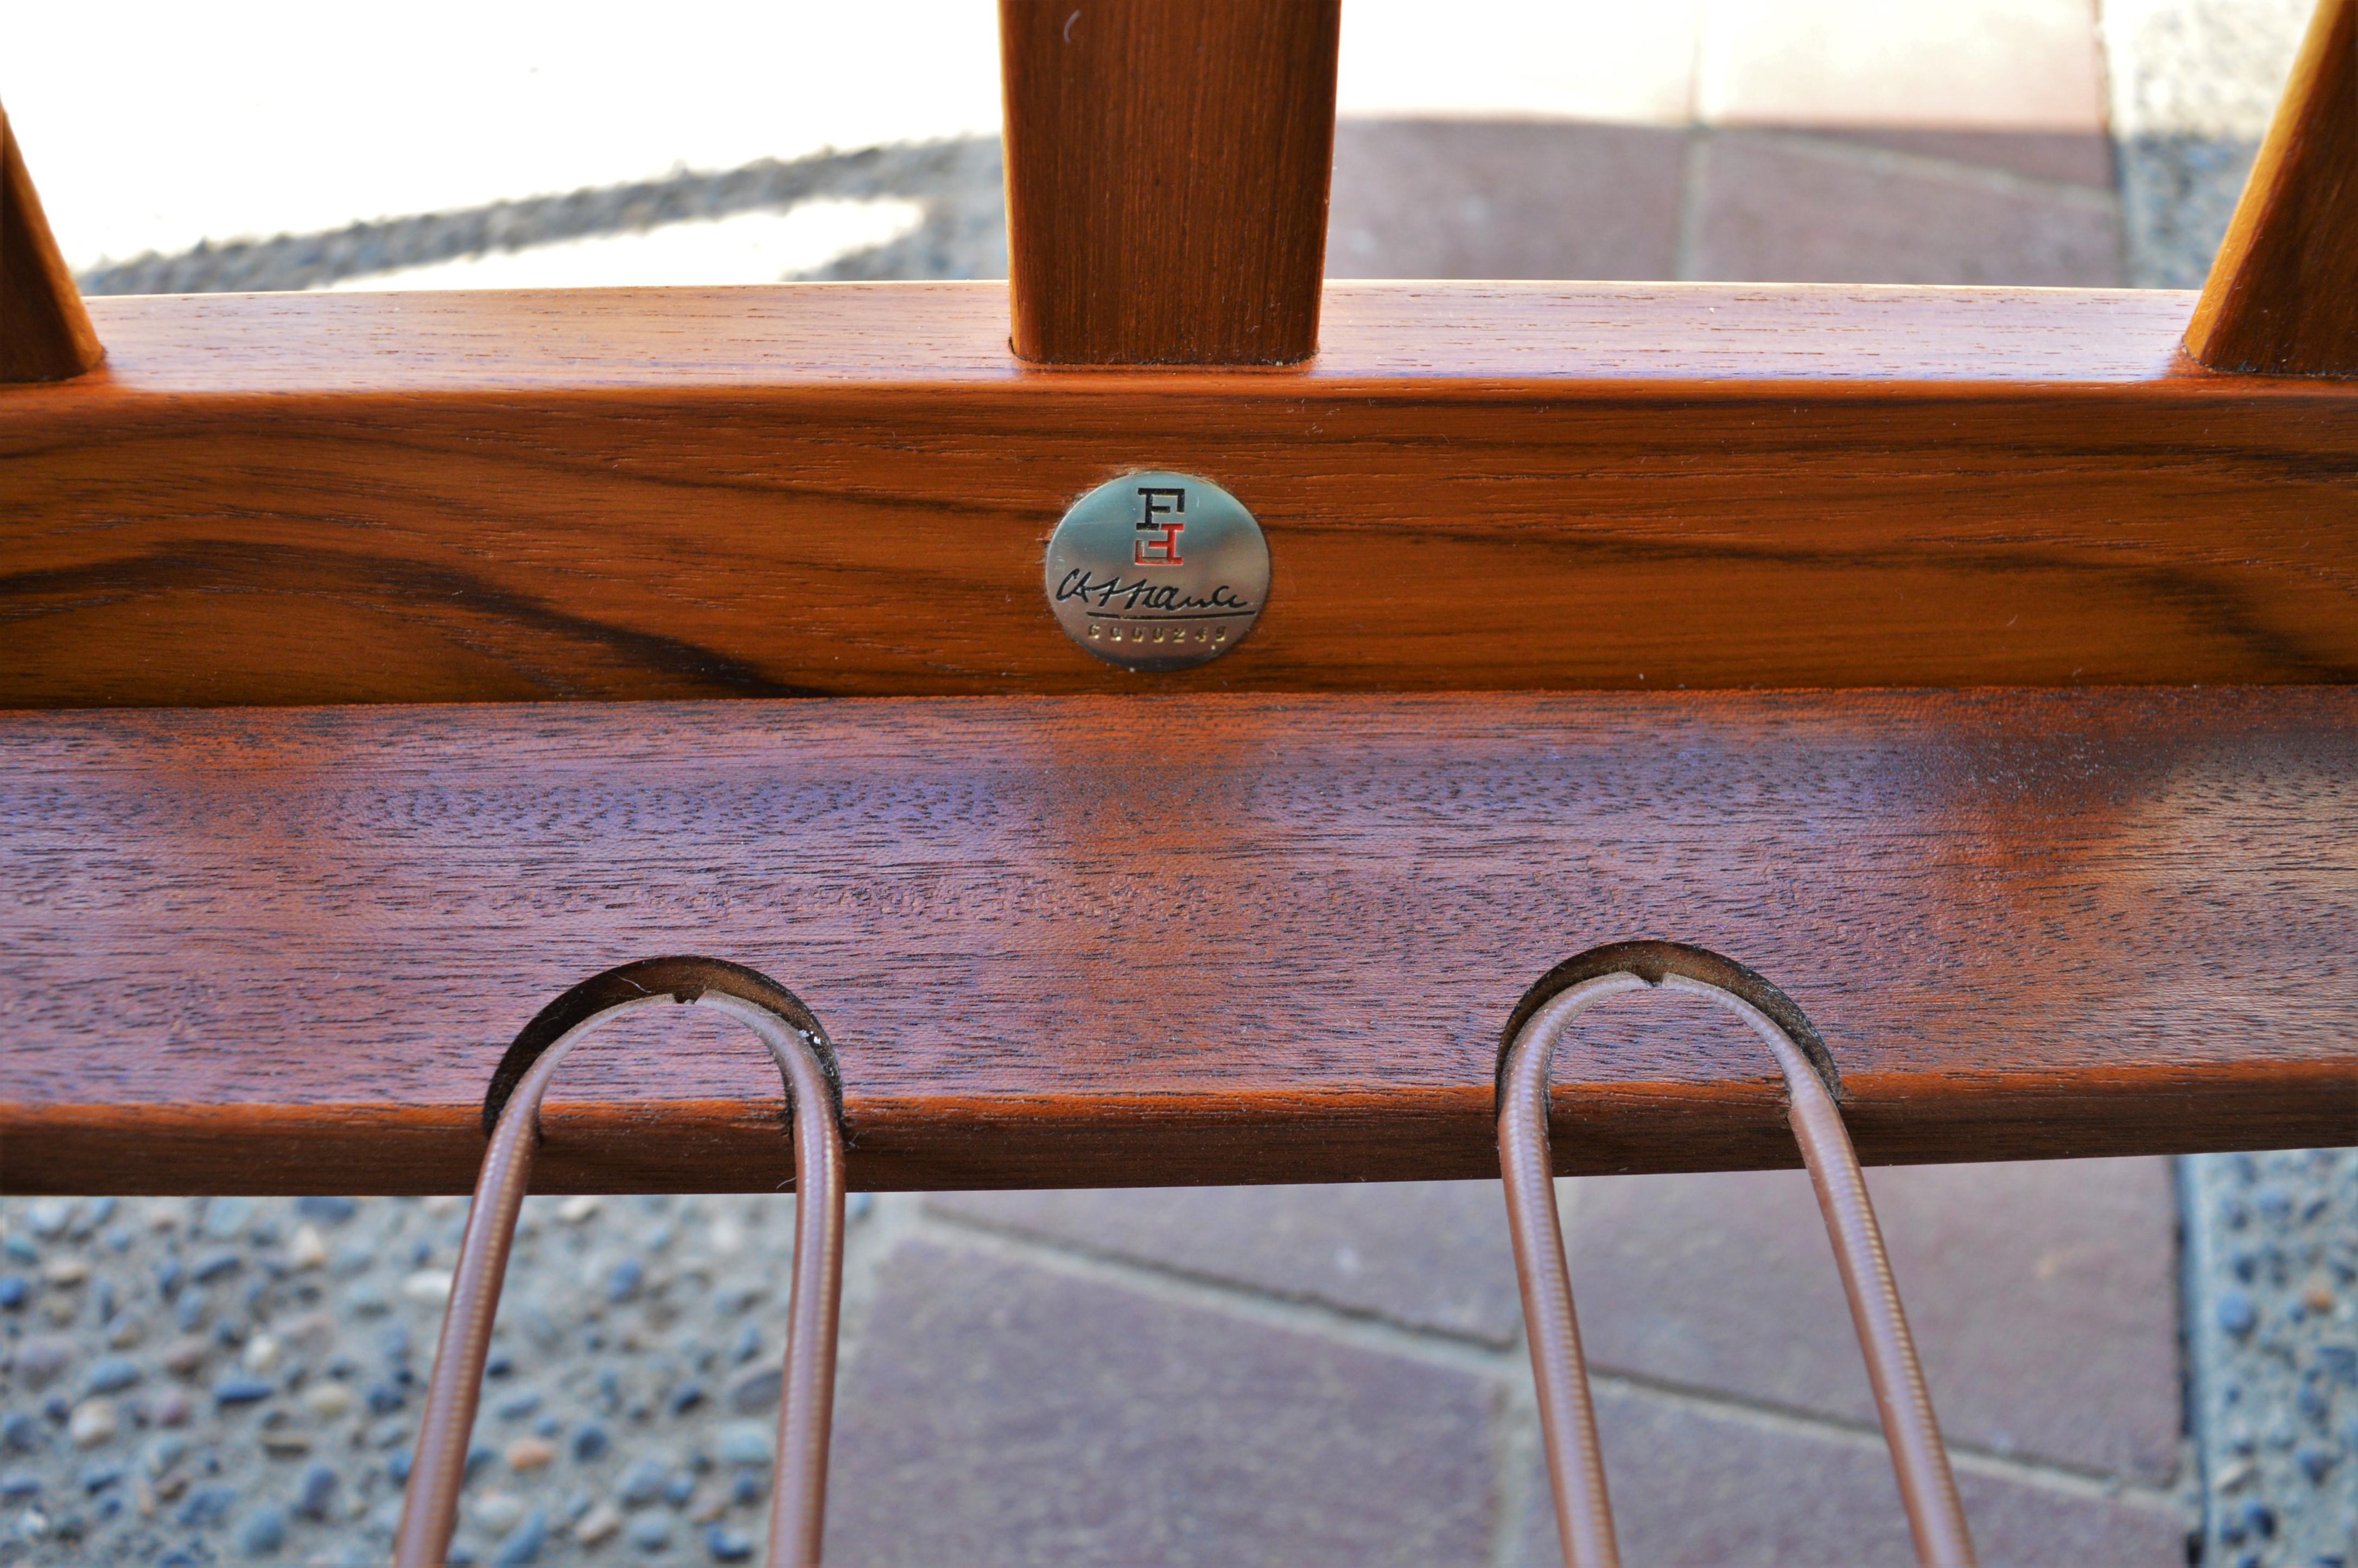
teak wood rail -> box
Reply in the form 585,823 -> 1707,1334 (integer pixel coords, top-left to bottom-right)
5,687 -> 2353,1194
7,282 -> 2358,707
3,0 -> 2356,1201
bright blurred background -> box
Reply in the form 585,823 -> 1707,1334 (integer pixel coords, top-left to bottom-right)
2,0 -> 2310,294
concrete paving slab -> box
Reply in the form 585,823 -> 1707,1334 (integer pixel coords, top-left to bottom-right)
1515,1381 -> 2189,1566
1692,131 -> 2122,284
1566,1158 -> 2185,1486
1329,119 -> 1687,280
928,1179 -> 1526,1345
1809,127 -> 2118,188
825,1236 -> 1499,1566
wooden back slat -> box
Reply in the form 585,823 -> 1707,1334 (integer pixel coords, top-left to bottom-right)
2185,0 -> 2358,374
0,103 -> 103,383
999,0 -> 1341,364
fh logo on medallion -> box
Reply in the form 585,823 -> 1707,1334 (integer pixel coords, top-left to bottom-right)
1134,486 -> 1187,566
1043,469 -> 1268,672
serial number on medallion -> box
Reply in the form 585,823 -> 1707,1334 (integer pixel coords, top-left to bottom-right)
1044,471 -> 1269,671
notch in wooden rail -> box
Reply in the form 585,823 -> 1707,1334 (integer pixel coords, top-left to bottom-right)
998,0 -> 1342,366
1,101 -> 103,384
2184,0 -> 2358,376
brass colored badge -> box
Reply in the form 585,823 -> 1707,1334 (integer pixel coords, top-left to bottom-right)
1044,472 -> 1269,671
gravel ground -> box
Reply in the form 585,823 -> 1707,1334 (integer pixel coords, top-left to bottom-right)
0,1192 -> 828,1564
2103,0 -> 2311,286
2182,1154 -> 2358,1568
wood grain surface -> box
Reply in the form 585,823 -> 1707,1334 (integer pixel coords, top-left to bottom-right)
2185,0 -> 2358,376
2,282 -> 2354,707
4,688 -> 2351,1196
0,104 -> 103,384
999,0 -> 1340,363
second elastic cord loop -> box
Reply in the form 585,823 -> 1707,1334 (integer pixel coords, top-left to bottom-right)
1496,940 -> 1975,1568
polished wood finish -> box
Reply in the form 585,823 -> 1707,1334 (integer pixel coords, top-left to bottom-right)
3,282 -> 2355,708
4,688 -> 2351,1196
2185,0 -> 2358,375
0,104 -> 102,384
999,0 -> 1340,363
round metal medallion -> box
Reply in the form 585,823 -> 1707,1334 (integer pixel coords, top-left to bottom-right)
1044,471 -> 1269,671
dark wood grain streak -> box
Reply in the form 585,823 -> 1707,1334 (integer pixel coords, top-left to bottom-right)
2,284 -> 2354,707
0,104 -> 102,384
2186,0 -> 2358,375
999,0 -> 1340,363
3,688 -> 2351,1195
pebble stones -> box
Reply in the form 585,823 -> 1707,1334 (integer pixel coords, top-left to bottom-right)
615,1455 -> 669,1509
0,1190 -> 820,1562
504,1436 -> 555,1472
727,1366 -> 784,1414
81,1356 -> 140,1396
12,1338 -> 72,1391
400,1269 -> 454,1304
570,1421 -> 611,1463
65,1400 -> 117,1449
715,1422 -> 774,1469
471,1489 -> 526,1535
288,1224 -> 329,1271
2184,1149 -> 2358,1568
212,1374 -> 274,1406
235,1503 -> 289,1554
707,1522 -> 758,1560
493,1506 -> 549,1565
572,1499 -> 624,1544
294,1461 -> 340,1519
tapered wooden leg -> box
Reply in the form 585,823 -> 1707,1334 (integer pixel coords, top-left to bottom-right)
2184,0 -> 2358,375
1,102 -> 103,383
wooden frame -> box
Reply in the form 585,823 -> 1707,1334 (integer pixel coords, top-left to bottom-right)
2,1 -> 2354,1197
